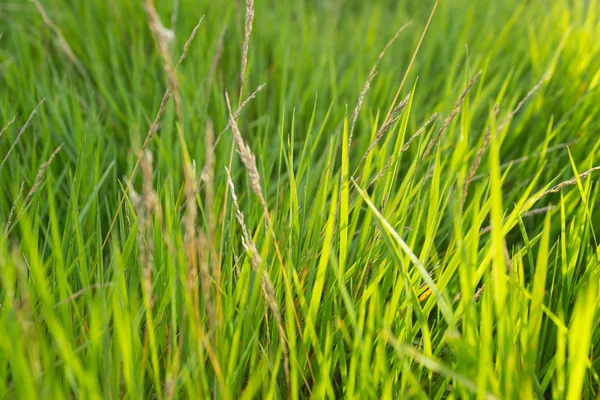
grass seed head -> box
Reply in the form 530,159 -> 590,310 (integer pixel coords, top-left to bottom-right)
423,71 -> 481,159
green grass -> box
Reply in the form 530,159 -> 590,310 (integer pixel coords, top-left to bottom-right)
1,0 -> 600,398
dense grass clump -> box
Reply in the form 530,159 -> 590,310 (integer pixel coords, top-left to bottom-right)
1,0 -> 600,398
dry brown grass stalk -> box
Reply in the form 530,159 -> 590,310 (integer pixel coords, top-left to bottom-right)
348,21 -> 412,146
380,92 -> 412,133
0,113 -> 17,139
176,16 -> 205,67
215,82 -> 266,272
139,151 -> 157,309
101,86 -> 171,250
183,156 -> 215,329
354,92 -> 411,174
0,99 -> 45,171
401,112 -> 438,152
4,182 -> 24,236
422,71 -> 481,159
224,88 -> 304,387
198,84 -> 267,189
522,205 -> 555,217
135,151 -> 171,398
497,72 -> 550,133
479,205 -> 558,236
232,83 -> 267,121
178,156 -> 225,395
144,0 -> 182,122
183,162 -> 200,310
197,233 -> 215,328
225,167 -> 290,386
30,0 -> 88,78
366,156 -> 394,190
461,104 -> 500,209
473,285 -> 484,301
240,0 -> 255,98
22,145 -> 62,206
101,18 -> 202,252
208,83 -> 266,153
540,166 -> 600,198
462,73 -> 549,208
202,120 -> 222,320
225,91 -> 271,227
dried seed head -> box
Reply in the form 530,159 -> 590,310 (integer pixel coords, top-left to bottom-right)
540,166 -> 600,198
102,11 -> 202,252
4,145 -> 62,236
240,0 -> 255,94
0,99 -> 45,171
30,0 -> 88,78
137,150 -> 158,310
498,72 -> 550,133
462,73 -> 549,209
356,92 -> 411,171
224,167 -> 289,386
4,182 -> 25,237
23,145 -> 63,206
349,21 -> 412,146
423,71 -> 482,159
401,112 -> 437,153
462,104 -> 500,209
224,91 -> 271,228
176,16 -> 205,67
0,113 -> 17,139
201,83 -> 266,164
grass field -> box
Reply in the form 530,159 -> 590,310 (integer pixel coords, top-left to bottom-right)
1,0 -> 600,398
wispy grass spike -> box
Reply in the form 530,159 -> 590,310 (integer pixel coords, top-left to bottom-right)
349,21 -> 412,147
0,99 -> 45,171
423,71 -> 482,159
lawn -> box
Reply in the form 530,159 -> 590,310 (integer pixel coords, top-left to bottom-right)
1,0 -> 600,398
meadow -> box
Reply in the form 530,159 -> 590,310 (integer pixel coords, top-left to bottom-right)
1,0 -> 600,398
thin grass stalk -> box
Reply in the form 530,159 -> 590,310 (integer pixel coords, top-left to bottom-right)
224,91 -> 271,227
461,105 -> 500,209
30,0 -> 88,78
4,182 -> 24,236
0,99 -> 45,171
540,166 -> 600,198
225,167 -> 290,388
240,0 -> 255,99
101,19 -> 202,253
462,73 -> 549,208
354,92 -> 411,175
423,71 -> 481,159
384,0 -> 438,123
199,83 -> 267,183
144,0 -> 182,122
202,120 -> 222,322
348,21 -> 412,146
136,150 -> 163,398
22,145 -> 62,206
401,112 -> 438,152
4,145 -> 62,236
183,162 -> 200,315
0,113 -> 17,139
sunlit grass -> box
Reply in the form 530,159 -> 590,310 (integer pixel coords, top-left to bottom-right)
1,0 -> 599,398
